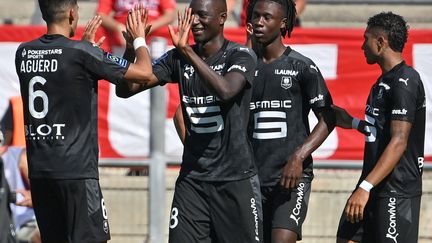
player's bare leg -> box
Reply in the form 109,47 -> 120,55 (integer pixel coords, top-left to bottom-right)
272,228 -> 297,243
336,237 -> 358,243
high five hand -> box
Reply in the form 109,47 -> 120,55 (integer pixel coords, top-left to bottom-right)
168,8 -> 194,49
126,6 -> 149,41
82,15 -> 105,46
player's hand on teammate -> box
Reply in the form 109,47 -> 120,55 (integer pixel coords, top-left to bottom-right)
332,105 -> 371,136
168,8 -> 194,51
82,15 -> 105,47
356,120 -> 372,136
332,105 -> 353,129
280,156 -> 303,189
344,187 -> 369,224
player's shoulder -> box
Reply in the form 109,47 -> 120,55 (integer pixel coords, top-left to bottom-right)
16,37 -> 42,54
68,40 -> 104,58
287,48 -> 315,66
391,62 -> 423,90
287,48 -> 322,75
152,47 -> 179,66
398,62 -> 421,81
226,41 -> 257,60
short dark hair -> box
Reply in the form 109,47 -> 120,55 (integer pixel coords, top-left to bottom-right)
38,0 -> 77,24
367,12 -> 408,52
247,0 -> 297,38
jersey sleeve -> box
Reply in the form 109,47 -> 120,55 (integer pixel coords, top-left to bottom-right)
226,47 -> 257,85
390,73 -> 422,123
96,0 -> 114,15
152,49 -> 178,85
81,42 -> 130,85
300,61 -> 333,109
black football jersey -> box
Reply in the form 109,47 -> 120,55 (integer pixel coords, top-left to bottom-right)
15,34 -> 129,179
360,61 -> 425,198
249,47 -> 333,186
153,40 -> 258,181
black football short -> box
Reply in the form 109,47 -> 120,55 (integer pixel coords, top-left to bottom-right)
30,179 -> 110,243
337,195 -> 421,243
261,180 -> 311,242
168,175 -> 263,243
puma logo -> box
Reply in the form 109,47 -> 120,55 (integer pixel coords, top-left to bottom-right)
378,82 -> 390,90
386,233 -> 399,243
310,65 -> 318,72
290,214 -> 301,226
398,78 -> 409,86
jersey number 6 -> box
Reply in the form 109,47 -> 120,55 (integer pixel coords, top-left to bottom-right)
29,76 -> 49,119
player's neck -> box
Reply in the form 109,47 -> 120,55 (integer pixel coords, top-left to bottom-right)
260,39 -> 286,63
197,35 -> 226,59
46,22 -> 73,38
379,53 -> 404,74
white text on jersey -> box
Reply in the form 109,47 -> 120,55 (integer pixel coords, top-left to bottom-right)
250,100 -> 292,110
275,69 -> 299,76
391,109 -> 407,115
20,59 -> 58,73
24,48 -> 62,57
228,64 -> 246,73
25,123 -> 66,140
309,94 -> 324,105
366,104 -> 379,116
183,95 -> 219,105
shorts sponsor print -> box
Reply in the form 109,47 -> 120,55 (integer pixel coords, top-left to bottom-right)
262,181 -> 311,241
337,196 -> 421,243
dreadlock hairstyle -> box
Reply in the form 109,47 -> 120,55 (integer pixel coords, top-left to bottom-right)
367,12 -> 408,52
245,0 -> 256,25
246,0 -> 297,38
275,0 -> 296,38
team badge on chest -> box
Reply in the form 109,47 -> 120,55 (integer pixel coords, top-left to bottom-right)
281,76 -> 292,89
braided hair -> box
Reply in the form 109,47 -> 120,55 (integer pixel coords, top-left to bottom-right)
245,0 -> 256,25
245,0 -> 297,38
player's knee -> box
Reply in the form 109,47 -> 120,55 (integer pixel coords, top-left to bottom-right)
336,237 -> 358,243
271,228 -> 297,243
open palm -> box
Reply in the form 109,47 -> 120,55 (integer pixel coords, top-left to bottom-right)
168,8 -> 194,49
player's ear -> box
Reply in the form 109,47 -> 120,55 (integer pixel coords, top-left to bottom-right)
376,35 -> 387,53
69,7 -> 78,24
220,11 -> 227,25
280,17 -> 287,29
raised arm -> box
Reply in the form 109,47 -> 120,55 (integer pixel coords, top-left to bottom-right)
116,6 -> 161,97
168,8 -> 251,102
122,8 -> 154,82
